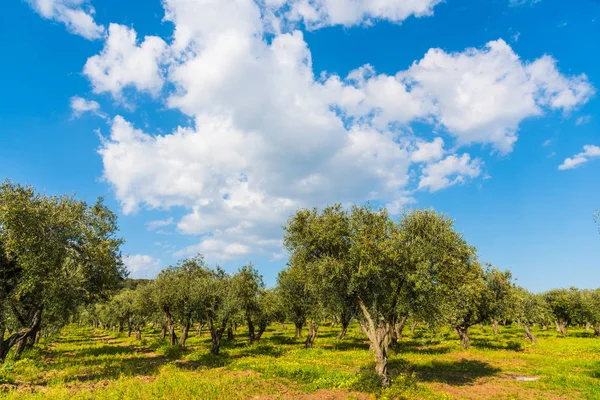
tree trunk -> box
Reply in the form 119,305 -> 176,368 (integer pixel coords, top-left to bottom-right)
555,320 -> 561,333
0,308 -> 43,362
524,325 -> 537,344
410,321 -> 417,334
180,320 -> 190,346
127,322 -> 132,338
254,322 -> 267,342
295,322 -> 303,338
160,324 -> 166,340
209,319 -> 227,355
280,322 -> 285,331
337,322 -> 349,340
305,320 -> 319,348
557,322 -> 567,337
594,323 -> 600,337
492,320 -> 499,336
456,326 -> 470,349
586,322 -> 591,331
247,315 -> 255,345
197,322 -> 205,336
135,328 -> 142,341
357,299 -> 390,387
227,326 -> 234,341
164,312 -> 177,345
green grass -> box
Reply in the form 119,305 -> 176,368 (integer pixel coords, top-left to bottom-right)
1,323 -> 599,399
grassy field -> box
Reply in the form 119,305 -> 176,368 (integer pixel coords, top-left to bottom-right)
1,323 -> 599,399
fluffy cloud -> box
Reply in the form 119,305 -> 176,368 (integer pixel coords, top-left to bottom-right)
146,217 -> 174,231
123,254 -> 161,278
27,0 -> 104,40
418,154 -> 483,192
84,24 -> 167,98
70,96 -> 102,117
266,0 -> 442,29
558,145 -> 600,170
83,0 -> 593,260
410,137 -> 445,163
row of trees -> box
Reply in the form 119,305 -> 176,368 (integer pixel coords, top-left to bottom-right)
0,181 -> 126,363
2,183 -> 598,388
79,205 -> 600,388
79,259 -> 285,355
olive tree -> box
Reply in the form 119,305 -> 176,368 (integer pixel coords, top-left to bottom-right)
448,266 -> 515,348
231,263 -> 264,344
283,205 -> 478,386
0,181 -> 125,363
514,288 -> 552,344
153,256 -> 207,346
277,267 -> 309,338
545,288 -> 577,336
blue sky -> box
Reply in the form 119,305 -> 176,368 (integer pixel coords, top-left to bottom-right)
1,0 -> 598,291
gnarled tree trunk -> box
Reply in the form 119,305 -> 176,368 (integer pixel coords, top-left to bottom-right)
197,322 -> 205,336
357,299 -> 390,387
295,321 -> 303,338
456,326 -> 470,349
305,319 -> 319,348
0,308 -> 43,363
180,320 -> 190,346
164,312 -> 177,345
492,320 -> 499,335
247,315 -> 255,344
593,323 -> 600,337
209,319 -> 227,355
524,325 -> 537,344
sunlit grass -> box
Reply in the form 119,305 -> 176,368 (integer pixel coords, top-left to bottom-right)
1,322 -> 599,399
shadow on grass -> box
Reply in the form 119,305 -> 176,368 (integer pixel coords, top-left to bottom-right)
73,345 -> 138,358
470,338 -> 524,351
395,359 -> 500,385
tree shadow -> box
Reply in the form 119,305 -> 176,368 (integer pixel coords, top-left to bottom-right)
72,345 -> 138,357
402,359 -> 500,385
470,338 -> 524,352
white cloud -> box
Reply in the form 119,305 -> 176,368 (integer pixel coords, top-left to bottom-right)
175,238 -> 251,260
509,0 -> 542,6
410,137 -> 445,163
398,40 -> 593,153
268,0 -> 442,29
123,254 -> 161,278
576,115 -> 591,126
84,1 -> 593,260
146,217 -> 174,231
558,145 -> 600,170
84,24 -> 167,98
418,154 -> 483,192
70,96 -> 102,117
27,0 -> 105,40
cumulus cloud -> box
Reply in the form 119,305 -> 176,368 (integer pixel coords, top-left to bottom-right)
27,0 -> 104,40
84,24 -> 167,98
265,0 -> 442,30
81,0 -> 593,260
558,145 -> 600,170
70,96 -> 102,117
123,254 -> 161,278
418,154 -> 483,192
